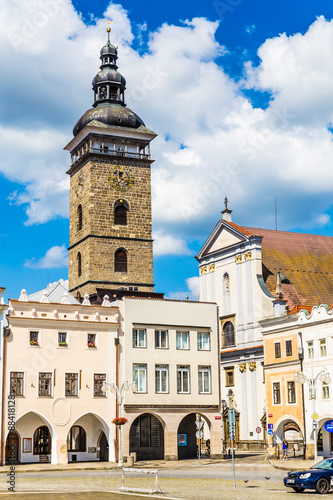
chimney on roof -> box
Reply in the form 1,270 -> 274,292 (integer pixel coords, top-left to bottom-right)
276,271 -> 283,299
221,195 -> 232,222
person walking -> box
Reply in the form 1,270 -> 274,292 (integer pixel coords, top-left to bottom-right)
282,438 -> 288,460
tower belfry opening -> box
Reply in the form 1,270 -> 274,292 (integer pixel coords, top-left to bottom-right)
65,28 -> 158,299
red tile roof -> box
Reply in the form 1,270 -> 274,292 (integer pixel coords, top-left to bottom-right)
237,225 -> 333,309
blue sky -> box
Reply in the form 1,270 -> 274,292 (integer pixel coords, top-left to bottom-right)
2,0 -> 333,300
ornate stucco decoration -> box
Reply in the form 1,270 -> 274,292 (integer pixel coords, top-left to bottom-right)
238,362 -> 247,372
208,264 -> 215,273
248,361 -> 256,371
244,251 -> 252,261
200,267 -> 208,275
235,255 -> 242,264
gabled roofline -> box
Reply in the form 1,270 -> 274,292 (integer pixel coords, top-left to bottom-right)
195,219 -> 262,261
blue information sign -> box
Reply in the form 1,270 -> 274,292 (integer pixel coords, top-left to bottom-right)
324,420 -> 333,433
267,429 -> 274,436
268,423 -> 273,430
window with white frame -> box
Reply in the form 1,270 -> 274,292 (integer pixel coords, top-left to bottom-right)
197,332 -> 210,351
132,329 -> 146,348
176,331 -> 189,350
38,372 -> 52,396
273,382 -> 281,404
10,372 -> 24,396
322,381 -> 330,400
307,340 -> 314,358
155,365 -> 169,393
319,338 -> 327,357
287,381 -> 296,403
65,373 -> 78,396
177,365 -> 190,393
198,366 -> 211,393
30,330 -> 39,346
87,333 -> 96,348
58,332 -> 68,347
133,364 -> 147,392
94,374 -> 106,397
155,330 -> 168,349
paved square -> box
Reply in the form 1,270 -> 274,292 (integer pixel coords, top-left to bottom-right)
0,493 -> 154,500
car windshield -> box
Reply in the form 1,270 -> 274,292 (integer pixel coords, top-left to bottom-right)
312,459 -> 333,470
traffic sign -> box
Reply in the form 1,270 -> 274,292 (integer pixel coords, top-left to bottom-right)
312,412 -> 318,421
196,430 -> 203,439
325,420 -> 333,433
256,426 -> 261,434
268,423 -> 273,430
267,429 -> 273,436
196,420 -> 204,430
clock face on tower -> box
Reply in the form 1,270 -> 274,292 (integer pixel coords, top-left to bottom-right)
108,165 -> 135,192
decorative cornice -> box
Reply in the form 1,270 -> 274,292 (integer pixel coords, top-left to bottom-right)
68,233 -> 153,251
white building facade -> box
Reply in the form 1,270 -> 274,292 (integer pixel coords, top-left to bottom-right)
196,213 -> 275,448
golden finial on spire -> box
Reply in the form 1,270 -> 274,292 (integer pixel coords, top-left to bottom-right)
107,21 -> 113,42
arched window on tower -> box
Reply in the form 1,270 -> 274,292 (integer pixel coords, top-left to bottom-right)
115,248 -> 127,273
77,252 -> 82,277
114,200 -> 129,225
222,321 -> 235,348
77,205 -> 83,231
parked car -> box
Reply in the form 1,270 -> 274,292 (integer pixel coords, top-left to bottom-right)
284,458 -> 333,494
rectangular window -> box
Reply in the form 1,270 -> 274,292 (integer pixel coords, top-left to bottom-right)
198,366 -> 211,393
94,374 -> 106,397
176,331 -> 189,350
58,332 -> 68,347
225,368 -> 234,387
288,381 -> 296,404
322,382 -> 330,400
320,338 -> 327,357
285,340 -> 292,356
274,342 -> 281,358
177,365 -> 190,393
65,373 -> 78,396
133,364 -> 147,393
87,333 -> 96,348
307,340 -> 314,358
30,331 -> 39,346
197,332 -> 210,351
132,329 -> 146,348
155,365 -> 169,393
10,372 -> 24,396
155,330 -> 168,349
273,382 -> 281,404
38,372 -> 52,397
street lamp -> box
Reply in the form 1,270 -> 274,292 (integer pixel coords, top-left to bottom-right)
102,380 -> 137,466
294,368 -> 331,462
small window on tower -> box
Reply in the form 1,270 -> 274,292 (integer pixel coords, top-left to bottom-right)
100,86 -> 107,99
77,252 -> 82,277
77,205 -> 82,231
115,249 -> 127,273
115,205 -> 127,225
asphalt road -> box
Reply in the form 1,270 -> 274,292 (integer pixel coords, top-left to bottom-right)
12,464 -> 286,481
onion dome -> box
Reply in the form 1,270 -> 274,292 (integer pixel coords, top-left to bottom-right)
73,27 -> 144,136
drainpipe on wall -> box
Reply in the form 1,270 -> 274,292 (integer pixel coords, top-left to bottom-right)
1,326 -> 9,466
114,336 -> 119,463
298,331 -> 307,460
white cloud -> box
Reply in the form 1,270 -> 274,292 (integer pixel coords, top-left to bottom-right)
167,276 -> 200,301
25,244 -> 68,269
153,231 -> 191,256
1,4 -> 333,253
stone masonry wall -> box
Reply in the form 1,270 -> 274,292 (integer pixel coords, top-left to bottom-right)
68,156 -> 154,295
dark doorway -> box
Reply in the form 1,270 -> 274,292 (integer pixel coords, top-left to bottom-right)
177,414 -> 197,459
33,426 -> 51,455
130,413 -> 164,460
6,431 -> 19,464
99,432 -> 109,461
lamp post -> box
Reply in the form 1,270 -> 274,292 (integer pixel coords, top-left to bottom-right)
294,367 -> 331,463
102,380 -> 137,466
